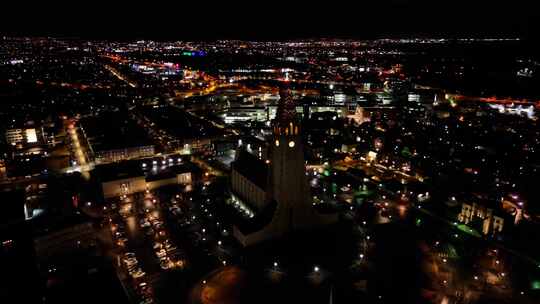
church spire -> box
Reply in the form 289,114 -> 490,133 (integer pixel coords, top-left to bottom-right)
273,84 -> 298,133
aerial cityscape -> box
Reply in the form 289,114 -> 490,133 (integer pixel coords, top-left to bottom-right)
1,3 -> 540,304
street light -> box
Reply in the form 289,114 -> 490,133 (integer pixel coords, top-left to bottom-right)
314,266 -> 320,272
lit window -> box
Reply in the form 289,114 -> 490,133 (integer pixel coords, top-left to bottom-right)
288,141 -> 295,148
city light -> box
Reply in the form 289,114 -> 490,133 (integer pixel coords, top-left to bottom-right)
1,26 -> 538,304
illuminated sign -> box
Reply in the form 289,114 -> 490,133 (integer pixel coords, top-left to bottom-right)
25,129 -> 38,143
181,51 -> 205,57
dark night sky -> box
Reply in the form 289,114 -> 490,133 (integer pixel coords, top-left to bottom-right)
1,1 -> 538,40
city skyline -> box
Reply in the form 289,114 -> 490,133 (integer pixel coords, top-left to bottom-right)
1,7 -> 540,304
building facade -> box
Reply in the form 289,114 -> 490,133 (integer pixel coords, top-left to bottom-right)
94,145 -> 155,164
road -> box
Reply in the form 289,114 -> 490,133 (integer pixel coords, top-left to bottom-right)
66,120 -> 92,179
104,64 -> 138,88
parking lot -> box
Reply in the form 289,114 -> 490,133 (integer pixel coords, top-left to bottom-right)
105,178 -> 239,303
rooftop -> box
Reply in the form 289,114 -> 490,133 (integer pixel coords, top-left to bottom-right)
231,149 -> 268,189
145,162 -> 201,181
81,111 -> 154,152
94,160 -> 145,183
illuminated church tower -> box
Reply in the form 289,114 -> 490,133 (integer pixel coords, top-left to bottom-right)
270,87 -> 326,231
233,86 -> 336,246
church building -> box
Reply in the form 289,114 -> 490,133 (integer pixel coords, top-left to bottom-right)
231,86 -> 336,246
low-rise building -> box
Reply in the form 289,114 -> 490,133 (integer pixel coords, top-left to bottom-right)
81,112 -> 155,164
5,126 -> 45,149
457,202 -> 505,236
96,159 -> 201,199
